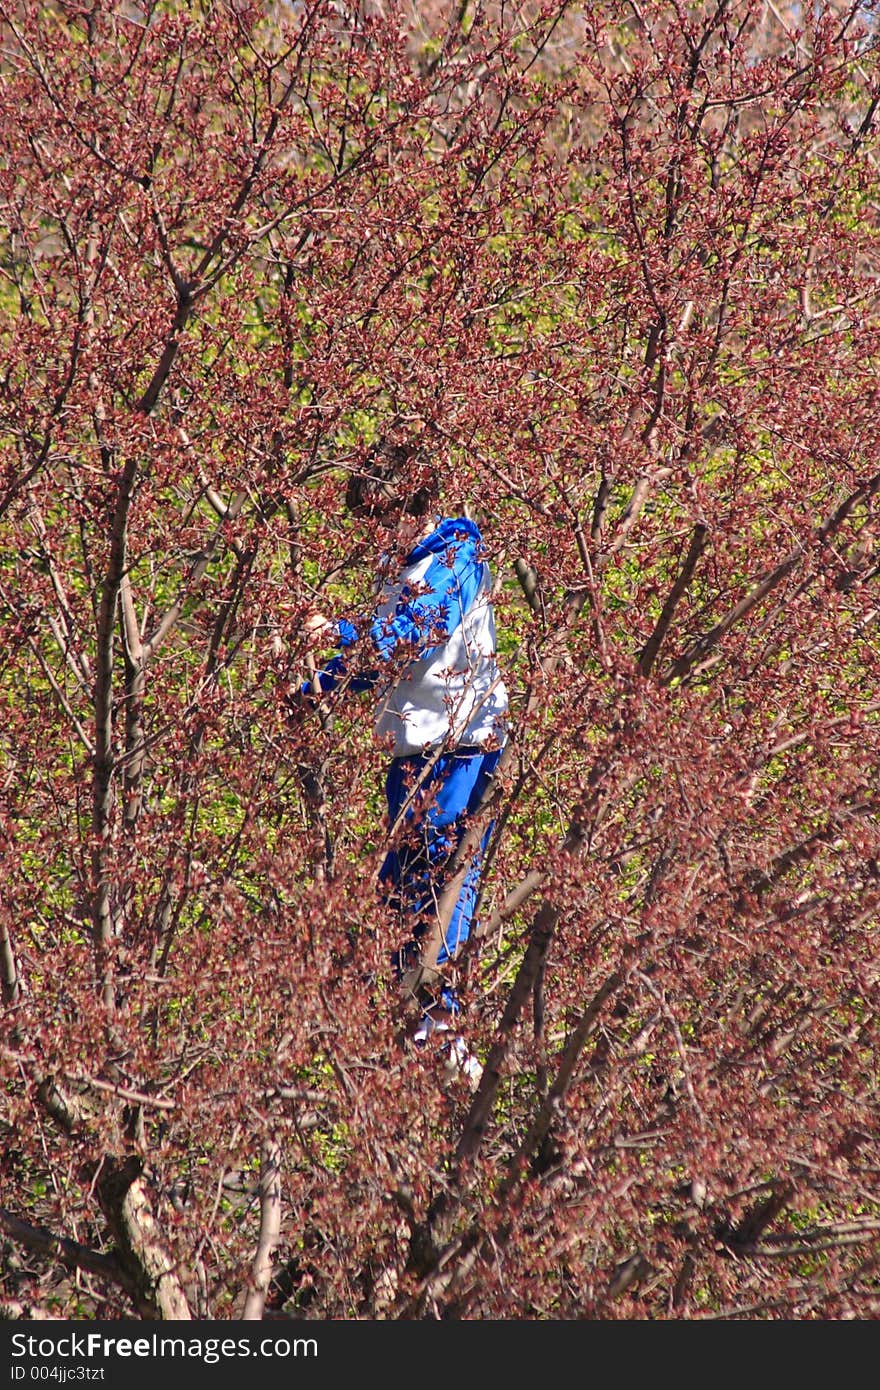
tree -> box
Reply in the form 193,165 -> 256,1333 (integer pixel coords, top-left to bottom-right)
1,0 -> 878,1320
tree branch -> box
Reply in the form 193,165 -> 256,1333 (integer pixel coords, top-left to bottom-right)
638,521 -> 708,678
0,1207 -> 137,1299
242,1140 -> 282,1320
665,470 -> 880,685
96,1157 -> 192,1320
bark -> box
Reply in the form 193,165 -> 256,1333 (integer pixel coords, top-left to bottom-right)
638,521 -> 708,678
91,456 -> 139,989
242,1140 -> 282,1320
0,1208 -> 137,1300
1,921 -> 18,1005
96,1157 -> 192,1320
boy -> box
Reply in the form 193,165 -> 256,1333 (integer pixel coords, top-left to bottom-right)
302,440 -> 508,1083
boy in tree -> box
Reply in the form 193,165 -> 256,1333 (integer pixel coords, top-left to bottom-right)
301,439 -> 509,1084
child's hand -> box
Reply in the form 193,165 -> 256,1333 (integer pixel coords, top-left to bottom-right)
303,609 -> 333,646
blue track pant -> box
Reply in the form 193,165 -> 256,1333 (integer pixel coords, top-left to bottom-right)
379,745 -> 502,1003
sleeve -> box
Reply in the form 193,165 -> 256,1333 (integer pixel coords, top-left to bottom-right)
300,617 -> 378,697
300,524 -> 485,697
368,529 -> 484,663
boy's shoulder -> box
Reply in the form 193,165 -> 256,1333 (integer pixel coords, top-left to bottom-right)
401,516 -> 486,574
424,515 -> 483,552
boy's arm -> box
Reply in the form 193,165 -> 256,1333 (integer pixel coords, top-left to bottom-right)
297,521 -> 485,696
369,527 -> 484,662
300,616 -> 378,697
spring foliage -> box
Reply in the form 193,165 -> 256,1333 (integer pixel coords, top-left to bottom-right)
1,0 -> 879,1319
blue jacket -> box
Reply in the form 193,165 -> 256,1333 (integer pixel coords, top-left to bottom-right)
306,517 -> 508,756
